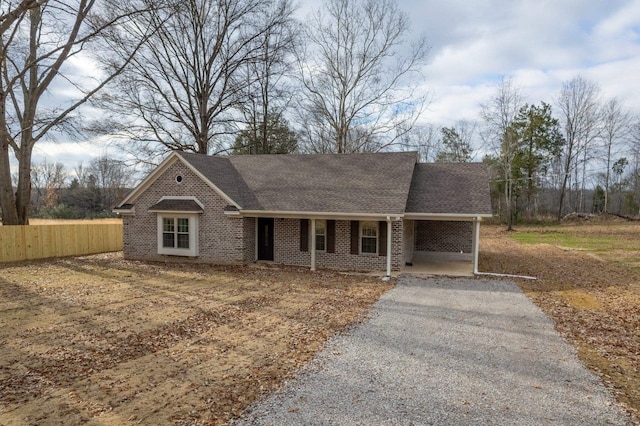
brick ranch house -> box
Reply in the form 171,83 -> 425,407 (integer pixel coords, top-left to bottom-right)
113,151 -> 492,276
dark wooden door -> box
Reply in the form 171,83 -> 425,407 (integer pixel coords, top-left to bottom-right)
257,218 -> 274,261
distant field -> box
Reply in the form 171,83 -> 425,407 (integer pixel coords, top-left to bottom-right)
509,221 -> 640,272
27,218 -> 123,225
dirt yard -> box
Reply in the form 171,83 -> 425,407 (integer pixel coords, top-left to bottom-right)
2,220 -> 638,424
0,256 -> 391,425
479,221 -> 640,420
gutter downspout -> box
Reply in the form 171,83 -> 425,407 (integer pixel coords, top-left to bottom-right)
473,216 -> 480,274
386,216 -> 392,277
310,218 -> 316,272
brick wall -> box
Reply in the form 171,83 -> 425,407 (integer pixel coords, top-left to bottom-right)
123,158 -> 405,271
242,217 -> 256,263
123,160 -> 245,264
273,219 -> 403,272
415,220 -> 472,253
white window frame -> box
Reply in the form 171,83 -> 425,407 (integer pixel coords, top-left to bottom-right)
315,219 -> 326,252
360,221 -> 378,255
157,214 -> 199,257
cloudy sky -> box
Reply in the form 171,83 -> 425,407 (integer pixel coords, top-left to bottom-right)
396,0 -> 640,125
28,0 -> 640,169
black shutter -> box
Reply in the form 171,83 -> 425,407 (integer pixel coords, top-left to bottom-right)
327,220 -> 336,253
378,221 -> 387,256
300,219 -> 309,252
350,220 -> 359,255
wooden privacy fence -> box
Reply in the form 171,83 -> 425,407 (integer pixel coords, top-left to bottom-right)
0,223 -> 123,263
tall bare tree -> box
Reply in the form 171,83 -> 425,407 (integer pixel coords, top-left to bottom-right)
480,77 -> 523,230
555,75 -> 601,220
296,0 -> 429,154
235,0 -> 298,155
96,0 -> 293,162
31,159 -> 66,212
631,118 -> 640,216
0,0 -> 43,35
399,124 -> 439,162
600,97 -> 631,213
0,0 -> 148,225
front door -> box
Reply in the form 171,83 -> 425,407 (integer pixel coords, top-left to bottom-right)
257,218 -> 274,261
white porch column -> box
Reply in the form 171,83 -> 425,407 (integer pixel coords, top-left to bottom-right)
310,218 -> 316,271
473,217 -> 481,274
386,218 -> 392,277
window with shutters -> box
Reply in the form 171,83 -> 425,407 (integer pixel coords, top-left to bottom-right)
315,220 -> 326,251
360,221 -> 378,254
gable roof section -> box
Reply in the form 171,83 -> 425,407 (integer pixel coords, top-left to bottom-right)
115,152 -> 244,209
406,163 -> 492,216
148,199 -> 204,213
226,152 -> 417,214
177,152 -> 261,209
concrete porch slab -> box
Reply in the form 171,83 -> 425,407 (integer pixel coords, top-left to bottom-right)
402,251 -> 474,277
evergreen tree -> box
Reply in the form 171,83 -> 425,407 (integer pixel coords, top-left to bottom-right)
232,115 -> 297,155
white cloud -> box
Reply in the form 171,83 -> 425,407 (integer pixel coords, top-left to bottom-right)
399,0 -> 640,123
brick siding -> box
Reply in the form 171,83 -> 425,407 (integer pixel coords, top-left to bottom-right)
415,220 -> 472,253
273,219 -> 403,272
123,160 -> 403,271
123,160 -> 246,264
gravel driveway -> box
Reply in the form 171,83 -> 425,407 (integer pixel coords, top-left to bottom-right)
232,276 -> 633,425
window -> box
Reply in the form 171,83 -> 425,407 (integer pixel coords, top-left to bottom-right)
315,220 -> 326,251
157,215 -> 198,256
360,221 -> 378,254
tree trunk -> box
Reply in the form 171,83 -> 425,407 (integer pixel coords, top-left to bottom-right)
14,143 -> 33,224
0,137 -> 20,225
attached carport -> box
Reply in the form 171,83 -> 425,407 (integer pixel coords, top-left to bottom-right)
402,215 -> 486,276
403,162 -> 493,276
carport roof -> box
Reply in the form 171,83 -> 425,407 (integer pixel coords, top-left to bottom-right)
405,163 -> 492,216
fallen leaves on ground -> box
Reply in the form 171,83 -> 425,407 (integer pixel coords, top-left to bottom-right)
0,255 -> 392,425
479,223 -> 640,421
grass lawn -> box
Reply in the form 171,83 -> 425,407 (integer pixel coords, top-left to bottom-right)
0,255 -> 391,425
480,220 -> 640,420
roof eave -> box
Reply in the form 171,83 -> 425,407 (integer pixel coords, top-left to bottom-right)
238,209 -> 405,220
404,212 -> 493,221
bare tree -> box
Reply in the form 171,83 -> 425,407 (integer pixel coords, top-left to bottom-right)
96,0 -> 293,162
89,155 -> 134,209
555,75 -> 601,220
0,0 -> 43,35
0,0 -> 148,225
296,0 -> 429,154
480,77 -> 523,230
600,97 -> 631,213
398,124 -> 439,162
630,118 -> 640,216
235,0 -> 298,154
30,159 -> 66,212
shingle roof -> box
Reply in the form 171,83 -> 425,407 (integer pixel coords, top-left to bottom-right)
177,153 -> 261,209
405,163 -> 492,215
231,152 -> 417,214
179,151 -> 418,214
176,151 -> 491,216
148,199 -> 204,212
